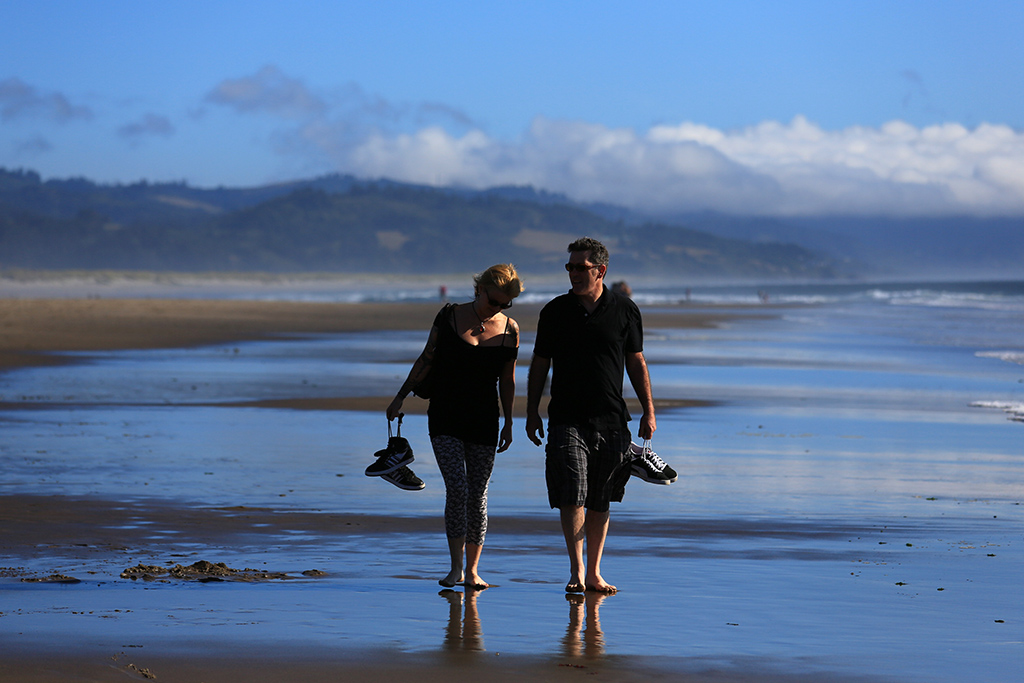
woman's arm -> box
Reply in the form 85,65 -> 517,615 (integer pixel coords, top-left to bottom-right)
386,325 -> 439,421
496,318 -> 518,452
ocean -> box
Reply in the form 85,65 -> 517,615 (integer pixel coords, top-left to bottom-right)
1,277 -> 1022,683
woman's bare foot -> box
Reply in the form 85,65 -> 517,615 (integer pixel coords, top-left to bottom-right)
463,572 -> 489,589
439,569 -> 464,588
585,573 -> 617,594
565,574 -> 586,593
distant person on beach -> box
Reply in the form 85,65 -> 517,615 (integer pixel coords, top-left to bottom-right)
526,237 -> 662,594
381,264 -> 522,589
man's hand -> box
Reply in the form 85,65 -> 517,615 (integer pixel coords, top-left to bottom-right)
637,411 -> 656,441
526,412 -> 545,446
526,354 -> 551,447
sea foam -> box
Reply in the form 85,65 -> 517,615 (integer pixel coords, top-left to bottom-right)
970,400 -> 1024,422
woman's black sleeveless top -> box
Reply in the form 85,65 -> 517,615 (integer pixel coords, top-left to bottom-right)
427,304 -> 517,447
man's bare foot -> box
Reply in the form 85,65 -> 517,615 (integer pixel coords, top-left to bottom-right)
565,578 -> 585,593
439,569 -> 464,588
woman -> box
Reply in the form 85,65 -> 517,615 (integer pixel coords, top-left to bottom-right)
387,264 -> 522,589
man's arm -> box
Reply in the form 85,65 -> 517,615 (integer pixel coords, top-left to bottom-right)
525,354 -> 551,446
625,351 -> 656,440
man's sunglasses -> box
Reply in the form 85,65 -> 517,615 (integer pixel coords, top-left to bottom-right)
565,263 -> 600,273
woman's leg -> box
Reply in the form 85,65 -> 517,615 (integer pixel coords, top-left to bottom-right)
431,435 -> 469,587
463,443 -> 496,587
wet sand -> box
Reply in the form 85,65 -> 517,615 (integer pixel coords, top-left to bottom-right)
0,491 -> 910,683
0,298 -> 450,370
0,297 -> 771,683
2,295 -> 1019,683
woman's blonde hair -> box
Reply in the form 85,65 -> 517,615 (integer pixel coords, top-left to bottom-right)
474,263 -> 523,299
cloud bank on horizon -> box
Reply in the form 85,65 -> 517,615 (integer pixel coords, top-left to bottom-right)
202,66 -> 1024,218
4,63 -> 1023,218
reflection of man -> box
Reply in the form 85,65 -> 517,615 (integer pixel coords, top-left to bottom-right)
526,237 -> 656,594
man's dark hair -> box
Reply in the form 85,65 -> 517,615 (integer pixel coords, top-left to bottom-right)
567,237 -> 609,266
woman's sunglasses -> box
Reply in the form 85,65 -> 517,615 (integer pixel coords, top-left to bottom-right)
488,297 -> 513,309
485,293 -> 513,309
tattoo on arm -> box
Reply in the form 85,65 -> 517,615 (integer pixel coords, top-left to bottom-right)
399,334 -> 436,396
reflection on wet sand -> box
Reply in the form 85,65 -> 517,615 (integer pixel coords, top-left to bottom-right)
440,588 -> 485,652
562,592 -> 607,659
438,587 -> 607,661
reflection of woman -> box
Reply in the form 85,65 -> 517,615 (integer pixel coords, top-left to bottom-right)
387,264 -> 522,588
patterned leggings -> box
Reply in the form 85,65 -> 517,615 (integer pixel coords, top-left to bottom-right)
430,435 -> 496,545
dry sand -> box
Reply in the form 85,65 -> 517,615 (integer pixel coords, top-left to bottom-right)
0,297 -> 737,363
0,297 -> 730,414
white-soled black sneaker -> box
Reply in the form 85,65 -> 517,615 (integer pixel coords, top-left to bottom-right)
629,441 -> 677,485
365,437 -> 414,476
366,415 -> 414,476
381,465 -> 425,491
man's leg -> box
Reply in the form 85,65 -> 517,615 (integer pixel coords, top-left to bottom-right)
560,505 -> 586,593
584,509 -> 615,593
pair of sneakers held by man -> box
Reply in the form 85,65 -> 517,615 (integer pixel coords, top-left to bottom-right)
365,419 -> 677,490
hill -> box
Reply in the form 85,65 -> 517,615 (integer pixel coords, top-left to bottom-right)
0,168 -> 843,279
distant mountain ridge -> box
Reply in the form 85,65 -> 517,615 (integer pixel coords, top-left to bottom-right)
0,168 -> 844,279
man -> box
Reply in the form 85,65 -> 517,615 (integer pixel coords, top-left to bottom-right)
526,237 -> 658,594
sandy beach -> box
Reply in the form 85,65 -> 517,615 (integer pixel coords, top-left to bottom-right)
1,291 -> 1021,682
0,297 -> 747,682
0,297 -> 737,360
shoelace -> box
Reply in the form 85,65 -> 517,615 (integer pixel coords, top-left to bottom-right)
640,440 -> 667,471
388,413 -> 403,440
384,414 -> 408,460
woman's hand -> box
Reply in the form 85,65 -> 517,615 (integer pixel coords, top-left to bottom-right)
386,395 -> 404,422
497,421 -> 513,452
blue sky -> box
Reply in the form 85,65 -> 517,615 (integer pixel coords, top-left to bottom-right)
2,0 -> 1023,216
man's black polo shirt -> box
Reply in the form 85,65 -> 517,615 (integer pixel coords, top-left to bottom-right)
533,287 -> 644,430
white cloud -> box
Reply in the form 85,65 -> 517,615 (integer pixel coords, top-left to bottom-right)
117,113 -> 175,144
203,67 -> 1024,217
205,66 -> 326,119
0,77 -> 92,123
334,116 -> 1024,217
206,67 -> 476,134
11,135 -> 52,157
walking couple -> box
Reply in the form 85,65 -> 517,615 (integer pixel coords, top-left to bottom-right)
372,237 -> 676,593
